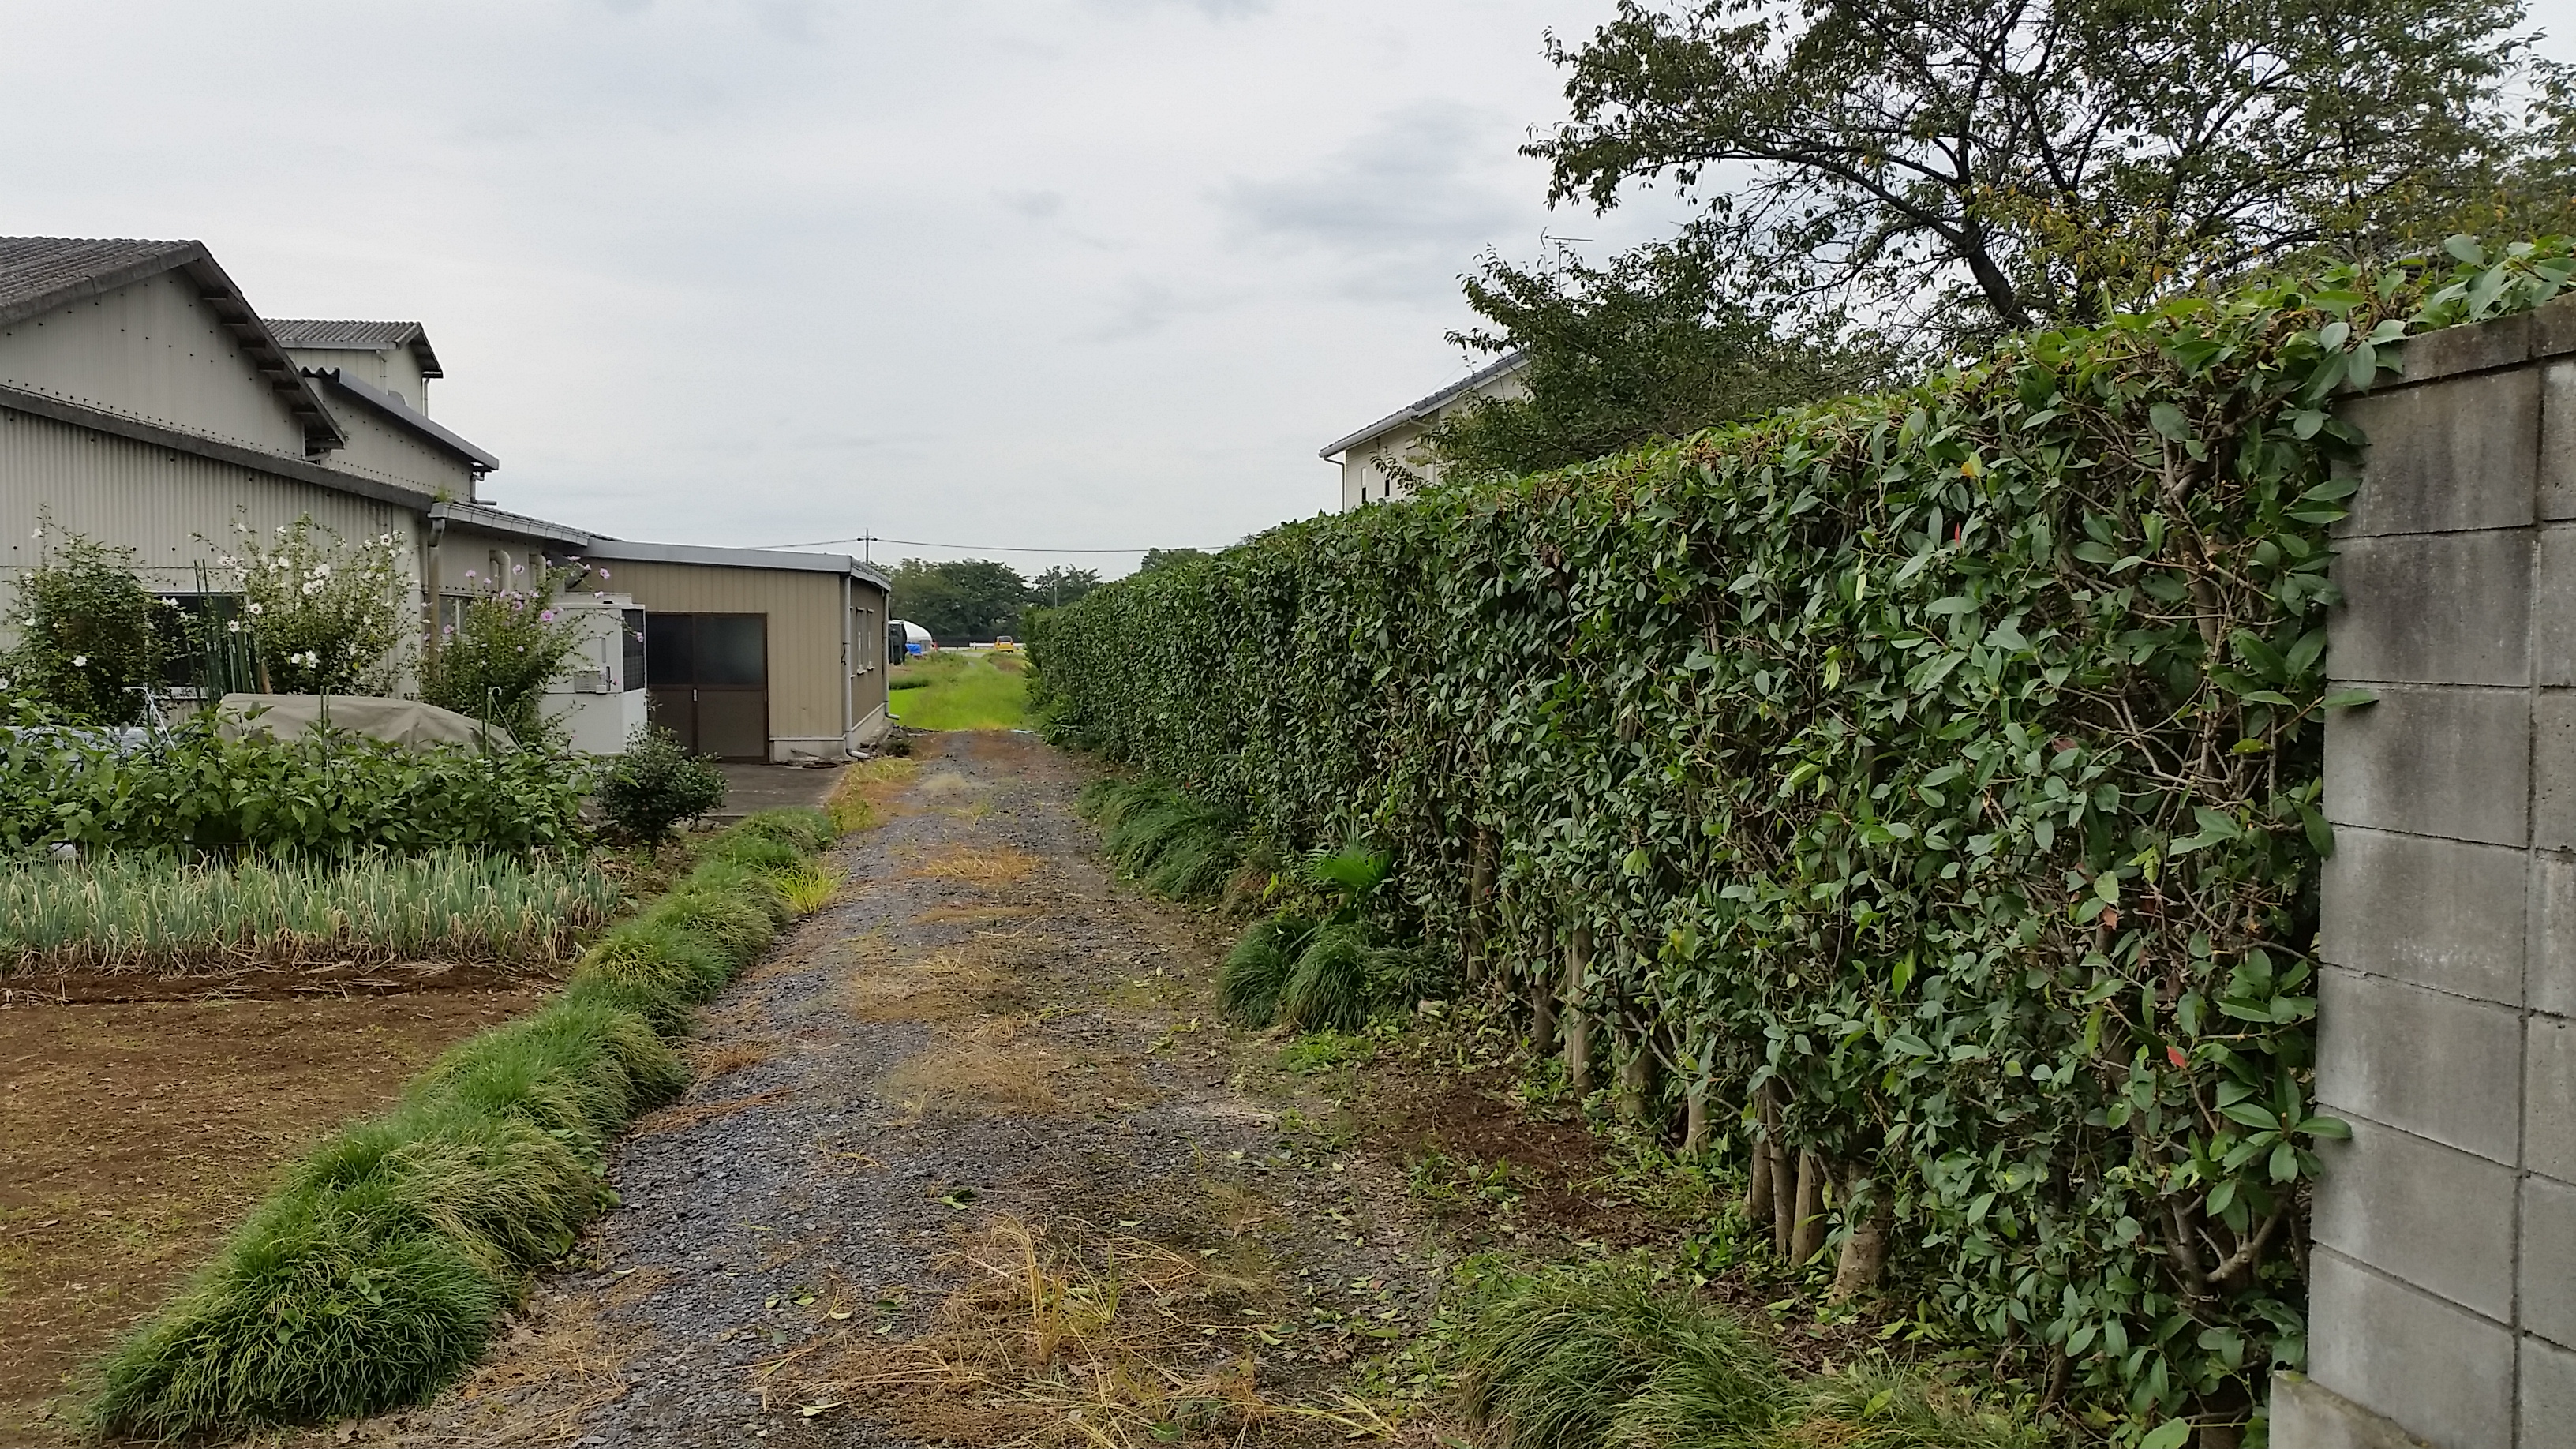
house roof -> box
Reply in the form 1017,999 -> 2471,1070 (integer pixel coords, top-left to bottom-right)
429,505 -> 892,592
0,236 -> 348,452
582,537 -> 893,592
431,500 -> 592,547
1317,350 -> 1530,460
268,318 -> 443,378
308,367 -> 499,471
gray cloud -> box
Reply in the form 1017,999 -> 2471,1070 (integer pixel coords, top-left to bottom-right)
0,0 -> 1633,575
998,189 -> 1068,221
1219,102 -> 1521,260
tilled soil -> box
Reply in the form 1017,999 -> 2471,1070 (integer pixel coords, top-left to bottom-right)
317,732 -> 1451,1449
0,980 -> 550,1442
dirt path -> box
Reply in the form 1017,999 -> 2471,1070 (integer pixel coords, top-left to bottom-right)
320,732 -> 1448,1449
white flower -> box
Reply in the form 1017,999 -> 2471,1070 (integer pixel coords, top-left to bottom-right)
29,528 -> 41,540
69,655 -> 86,667
245,602 -> 263,616
227,620 -> 242,634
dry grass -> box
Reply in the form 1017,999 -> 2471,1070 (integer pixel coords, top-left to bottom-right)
914,904 -> 1043,926
635,1087 -> 791,1136
690,1040 -> 775,1079
827,757 -> 922,832
848,942 -> 1029,1023
879,1017 -> 1067,1117
788,1215 -> 1390,1449
904,844 -> 1043,888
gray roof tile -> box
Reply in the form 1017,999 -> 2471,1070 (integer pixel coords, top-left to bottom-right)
0,236 -> 201,324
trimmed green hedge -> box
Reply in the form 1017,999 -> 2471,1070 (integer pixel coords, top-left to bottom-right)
1029,244 -> 2576,1425
88,807 -> 842,1439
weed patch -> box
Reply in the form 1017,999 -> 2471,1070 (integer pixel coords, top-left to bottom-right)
826,757 -> 919,833
796,1215 -> 1380,1449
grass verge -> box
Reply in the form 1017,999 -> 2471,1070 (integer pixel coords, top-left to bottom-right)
83,807 -> 844,1440
888,651 -> 1030,731
0,850 -> 620,975
1445,1262 -> 2044,1449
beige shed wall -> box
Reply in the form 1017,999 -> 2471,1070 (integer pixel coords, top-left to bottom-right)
0,271 -> 311,457
586,558 -> 891,762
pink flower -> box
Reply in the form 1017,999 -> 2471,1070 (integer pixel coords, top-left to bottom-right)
597,568 -> 610,579
539,609 -> 557,623
463,569 -> 478,580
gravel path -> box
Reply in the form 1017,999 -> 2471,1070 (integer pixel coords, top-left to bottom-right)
316,732 -> 1444,1449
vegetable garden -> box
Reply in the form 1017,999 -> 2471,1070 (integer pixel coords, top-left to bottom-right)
1027,243 -> 2576,1436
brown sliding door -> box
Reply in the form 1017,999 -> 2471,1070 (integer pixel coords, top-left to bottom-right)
646,612 -> 769,760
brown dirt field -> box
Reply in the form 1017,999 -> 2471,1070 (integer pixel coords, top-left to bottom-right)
0,980 -> 548,1440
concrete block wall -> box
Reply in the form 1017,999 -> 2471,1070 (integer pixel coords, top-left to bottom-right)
2276,298 -> 2576,1448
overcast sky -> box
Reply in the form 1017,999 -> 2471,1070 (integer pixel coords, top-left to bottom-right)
6,1 -> 2574,579
0,0 -> 1700,577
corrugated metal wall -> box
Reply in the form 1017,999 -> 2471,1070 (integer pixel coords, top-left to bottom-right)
587,558 -> 889,760
0,271 -> 312,455
0,405 -> 425,599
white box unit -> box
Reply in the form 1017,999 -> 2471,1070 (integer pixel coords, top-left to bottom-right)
544,593 -> 650,755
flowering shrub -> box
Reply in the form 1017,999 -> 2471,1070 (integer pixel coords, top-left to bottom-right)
0,523 -> 165,725
421,561 -> 591,744
214,516 -> 411,695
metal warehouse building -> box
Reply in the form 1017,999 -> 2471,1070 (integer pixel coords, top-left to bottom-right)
0,235 -> 892,761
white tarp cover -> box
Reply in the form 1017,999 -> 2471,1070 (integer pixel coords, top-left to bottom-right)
214,695 -> 517,751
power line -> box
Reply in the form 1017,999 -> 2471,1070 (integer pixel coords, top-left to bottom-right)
752,533 -> 1220,556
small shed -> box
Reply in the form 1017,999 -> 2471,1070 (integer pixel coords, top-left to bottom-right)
579,540 -> 893,762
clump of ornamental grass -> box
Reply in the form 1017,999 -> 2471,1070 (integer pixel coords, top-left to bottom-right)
777,862 -> 842,912
1450,1264 -> 1788,1449
1443,1263 -> 2045,1449
1218,912 -> 1315,1026
1076,777 -> 1245,902
1217,836 -> 1425,1032
88,807 -> 847,1440
684,858 -> 795,927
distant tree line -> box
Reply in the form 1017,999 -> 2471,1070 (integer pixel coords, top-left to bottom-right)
890,551 -> 1208,643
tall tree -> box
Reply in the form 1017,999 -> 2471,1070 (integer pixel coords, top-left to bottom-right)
1028,565 -> 1104,608
1533,0 -> 2576,342
1426,231 -> 1888,479
888,558 -> 1029,643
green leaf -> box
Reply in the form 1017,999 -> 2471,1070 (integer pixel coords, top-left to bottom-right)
2321,687 -> 2379,709
2148,402 -> 2192,441
2140,1422 -> 2192,1449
